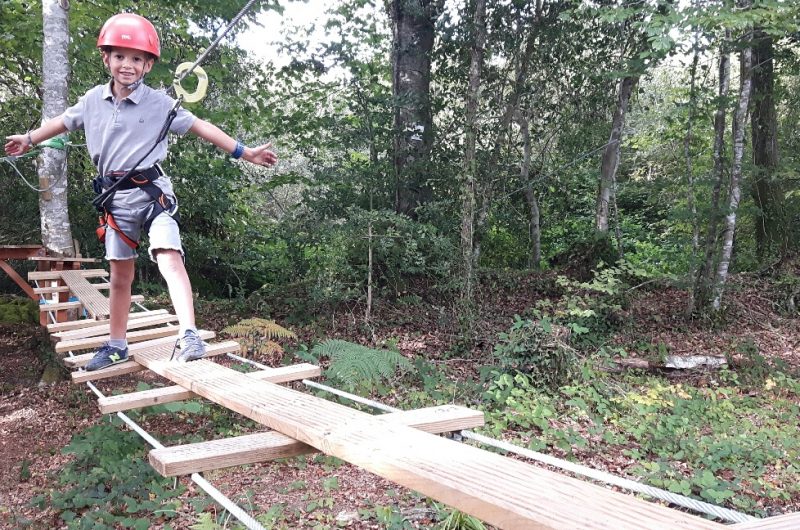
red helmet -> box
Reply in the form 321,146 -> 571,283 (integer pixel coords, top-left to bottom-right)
97,14 -> 160,59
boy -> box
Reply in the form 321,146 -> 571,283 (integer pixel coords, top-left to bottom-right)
4,13 -> 277,370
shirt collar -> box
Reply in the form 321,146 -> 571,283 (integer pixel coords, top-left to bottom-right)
102,79 -> 146,104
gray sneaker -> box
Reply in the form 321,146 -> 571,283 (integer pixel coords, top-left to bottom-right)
85,343 -> 129,371
175,329 -> 206,363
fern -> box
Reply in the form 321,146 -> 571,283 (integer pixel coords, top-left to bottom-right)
312,339 -> 411,392
221,318 -> 296,359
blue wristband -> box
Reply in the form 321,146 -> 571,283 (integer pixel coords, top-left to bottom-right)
231,141 -> 245,159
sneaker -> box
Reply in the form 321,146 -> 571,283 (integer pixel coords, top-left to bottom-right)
175,329 -> 207,363
85,343 -> 129,371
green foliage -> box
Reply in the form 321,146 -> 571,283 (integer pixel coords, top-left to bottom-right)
483,366 -> 800,514
31,420 -> 184,529
0,296 -> 38,324
492,316 -> 577,391
435,505 -> 486,530
311,339 -> 411,394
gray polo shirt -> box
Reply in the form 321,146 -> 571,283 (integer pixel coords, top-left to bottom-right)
63,81 -> 196,176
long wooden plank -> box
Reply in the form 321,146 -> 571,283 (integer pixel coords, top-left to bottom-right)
72,339 -> 236,383
132,351 -> 722,530
60,270 -> 111,319
34,283 -> 110,295
54,314 -> 178,342
149,404 -> 485,476
731,513 -> 800,529
56,325 -> 181,353
29,256 -> 98,262
98,363 -> 322,413
64,330 -> 215,368
46,309 -> 167,333
29,268 -> 108,281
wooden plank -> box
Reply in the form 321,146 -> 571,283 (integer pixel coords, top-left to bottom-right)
29,256 -> 98,262
53,314 -> 178,341
731,513 -> 800,529
0,259 -> 36,300
72,339 -> 237,383
60,270 -> 111,319
39,301 -> 82,312
56,325 -> 183,353
46,309 -> 167,333
149,404 -> 485,476
0,245 -> 44,259
64,330 -> 215,368
28,268 -> 108,281
132,351 -> 723,530
98,363 -> 322,414
34,283 -> 111,294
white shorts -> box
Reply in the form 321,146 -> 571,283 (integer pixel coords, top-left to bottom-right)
104,177 -> 183,262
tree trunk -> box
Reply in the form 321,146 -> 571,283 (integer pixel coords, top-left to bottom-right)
694,44 -> 730,311
518,113 -> 541,269
595,75 -> 636,233
713,39 -> 753,310
459,0 -> 487,302
38,0 -> 74,257
750,29 -> 785,258
389,0 -> 442,218
684,36 -> 701,315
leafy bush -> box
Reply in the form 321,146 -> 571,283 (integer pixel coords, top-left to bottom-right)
492,316 -> 576,391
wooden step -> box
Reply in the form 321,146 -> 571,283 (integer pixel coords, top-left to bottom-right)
29,268 -> 108,281
70,335 -> 234,384
53,314 -> 178,341
60,270 -> 111,319
47,309 -> 167,333
34,283 -> 109,295
29,256 -> 98,262
131,350 -> 722,530
39,294 -> 144,314
64,330 -> 215,368
98,363 -> 321,414
56,325 -> 182,353
149,404 -> 485,476
731,513 -> 800,529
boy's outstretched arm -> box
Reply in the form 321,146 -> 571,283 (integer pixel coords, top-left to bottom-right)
4,116 -> 69,157
189,119 -> 277,166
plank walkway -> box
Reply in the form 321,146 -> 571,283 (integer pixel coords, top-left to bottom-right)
41,264 -> 791,529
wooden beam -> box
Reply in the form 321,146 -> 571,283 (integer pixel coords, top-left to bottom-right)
730,513 -> 800,529
0,259 -> 36,300
131,351 -> 723,530
149,404 -> 485,476
56,324 -> 182,353
39,294 -> 145,315
28,268 -> 108,281
29,256 -> 98,262
53,314 -> 178,341
47,309 -> 167,333
60,270 -> 112,319
64,330 -> 215,368
71,337 -> 235,383
98,363 -> 321,414
34,283 -> 113,295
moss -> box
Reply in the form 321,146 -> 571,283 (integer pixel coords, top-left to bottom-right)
0,296 -> 38,324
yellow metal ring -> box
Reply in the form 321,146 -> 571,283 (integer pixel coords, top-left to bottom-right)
173,63 -> 208,103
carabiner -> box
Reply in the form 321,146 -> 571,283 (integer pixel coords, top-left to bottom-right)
173,62 -> 208,103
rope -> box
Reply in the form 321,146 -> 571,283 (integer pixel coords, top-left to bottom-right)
1,138 -> 80,193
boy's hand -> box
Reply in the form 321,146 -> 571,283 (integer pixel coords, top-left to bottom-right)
4,134 -> 32,157
243,143 -> 278,167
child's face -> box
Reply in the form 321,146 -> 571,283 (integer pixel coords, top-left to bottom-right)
102,47 -> 154,86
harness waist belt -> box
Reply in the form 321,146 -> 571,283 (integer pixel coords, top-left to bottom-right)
102,165 -> 163,190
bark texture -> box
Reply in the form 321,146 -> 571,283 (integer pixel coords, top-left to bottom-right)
750,30 -> 785,258
459,0 -> 487,302
389,0 -> 442,218
595,76 -> 636,233
518,113 -> 541,269
38,0 -> 74,256
713,43 -> 753,310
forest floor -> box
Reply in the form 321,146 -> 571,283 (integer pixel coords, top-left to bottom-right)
0,269 -> 798,529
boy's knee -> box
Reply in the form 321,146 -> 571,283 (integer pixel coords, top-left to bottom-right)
154,249 -> 184,274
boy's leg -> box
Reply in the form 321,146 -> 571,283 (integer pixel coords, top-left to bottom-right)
153,249 -> 206,362
85,258 -> 134,371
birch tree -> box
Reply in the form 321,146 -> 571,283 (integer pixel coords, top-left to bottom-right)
712,23 -> 753,310
38,0 -> 74,256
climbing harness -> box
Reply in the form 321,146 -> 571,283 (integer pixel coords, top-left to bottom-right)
91,0 -> 261,248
